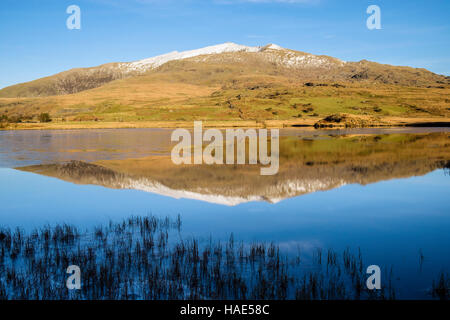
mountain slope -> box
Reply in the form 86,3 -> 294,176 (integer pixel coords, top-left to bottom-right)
0,42 -> 447,98
0,42 -> 449,127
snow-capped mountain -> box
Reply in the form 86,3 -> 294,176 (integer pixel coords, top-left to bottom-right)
0,42 -> 446,98
119,42 -> 344,73
121,42 -> 266,72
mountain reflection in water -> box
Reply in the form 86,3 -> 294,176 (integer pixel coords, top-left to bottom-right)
17,132 -> 450,205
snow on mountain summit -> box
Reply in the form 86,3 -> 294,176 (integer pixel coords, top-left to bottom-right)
122,42 -> 285,72
117,42 -> 344,73
264,43 -> 284,50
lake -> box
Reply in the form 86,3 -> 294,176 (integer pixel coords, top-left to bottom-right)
0,127 -> 449,299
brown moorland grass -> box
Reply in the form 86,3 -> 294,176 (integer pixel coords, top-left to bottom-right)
1,55 -> 448,129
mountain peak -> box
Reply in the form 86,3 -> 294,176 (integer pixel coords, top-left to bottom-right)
1,42 -> 447,99
122,42 -> 290,73
124,42 -> 261,72
263,43 -> 284,50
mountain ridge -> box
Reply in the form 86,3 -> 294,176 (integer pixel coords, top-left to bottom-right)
1,42 -> 449,128
0,42 -> 447,98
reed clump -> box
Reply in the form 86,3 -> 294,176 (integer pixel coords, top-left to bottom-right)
0,215 -> 399,300
432,272 -> 449,300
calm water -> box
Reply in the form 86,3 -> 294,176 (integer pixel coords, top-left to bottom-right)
0,128 -> 449,299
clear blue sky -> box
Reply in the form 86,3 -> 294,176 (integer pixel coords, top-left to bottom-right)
0,0 -> 449,89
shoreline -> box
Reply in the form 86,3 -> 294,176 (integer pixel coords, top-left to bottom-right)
1,117 -> 450,131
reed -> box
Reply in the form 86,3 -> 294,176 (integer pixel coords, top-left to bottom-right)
0,215 -> 433,300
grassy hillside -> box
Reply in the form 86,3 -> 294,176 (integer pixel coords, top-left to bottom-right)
0,52 -> 449,128
0,63 -> 126,98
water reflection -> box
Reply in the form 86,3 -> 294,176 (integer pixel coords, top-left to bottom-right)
16,132 -> 450,205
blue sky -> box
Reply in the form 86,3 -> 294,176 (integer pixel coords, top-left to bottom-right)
0,0 -> 449,89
